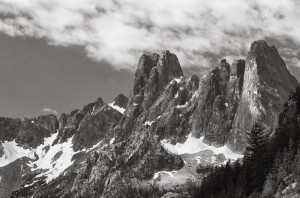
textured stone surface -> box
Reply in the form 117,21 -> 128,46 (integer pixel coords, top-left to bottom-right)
0,115 -> 58,149
72,105 -> 122,151
0,117 -> 22,142
54,97 -> 106,145
113,94 -> 128,109
15,120 -> 51,148
32,114 -> 58,134
187,59 -> 234,146
228,40 -> 299,152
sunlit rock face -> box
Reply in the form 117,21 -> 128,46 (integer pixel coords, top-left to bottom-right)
228,40 -> 299,152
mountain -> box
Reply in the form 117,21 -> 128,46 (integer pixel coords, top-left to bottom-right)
0,40 -> 298,198
189,86 -> 300,198
228,40 -> 299,151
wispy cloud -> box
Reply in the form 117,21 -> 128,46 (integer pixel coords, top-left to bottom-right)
108,77 -> 116,84
41,107 -> 58,115
0,0 -> 299,70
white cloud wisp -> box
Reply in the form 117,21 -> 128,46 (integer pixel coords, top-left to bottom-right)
41,107 -> 58,115
0,0 -> 299,70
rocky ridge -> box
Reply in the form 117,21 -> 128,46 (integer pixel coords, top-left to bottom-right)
0,40 -> 299,197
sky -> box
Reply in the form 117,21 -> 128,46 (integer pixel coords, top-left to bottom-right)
0,0 -> 300,118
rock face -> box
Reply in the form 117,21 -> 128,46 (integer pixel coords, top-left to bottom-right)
72,104 -> 122,151
0,115 -> 58,149
187,41 -> 298,151
189,59 -> 233,146
53,97 -> 124,151
131,51 -> 183,111
32,115 -> 59,134
113,94 -> 128,109
228,40 -> 299,151
1,40 -> 299,198
0,117 -> 22,142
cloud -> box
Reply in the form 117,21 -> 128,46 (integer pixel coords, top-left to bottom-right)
0,0 -> 299,70
41,107 -> 58,115
108,77 -> 116,84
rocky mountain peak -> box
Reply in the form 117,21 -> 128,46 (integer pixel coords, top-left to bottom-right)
133,51 -> 183,95
228,40 -> 299,152
32,114 -> 58,134
157,50 -> 183,89
113,94 -> 128,109
130,50 -> 184,111
133,53 -> 159,95
1,40 -> 300,198
248,40 -> 298,89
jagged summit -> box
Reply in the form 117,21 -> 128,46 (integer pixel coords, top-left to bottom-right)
249,40 -> 298,89
112,94 -> 128,109
228,40 -> 299,151
133,50 -> 183,95
1,40 -> 299,197
130,50 -> 183,111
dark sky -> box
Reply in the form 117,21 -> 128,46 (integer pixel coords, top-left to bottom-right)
0,34 -> 134,118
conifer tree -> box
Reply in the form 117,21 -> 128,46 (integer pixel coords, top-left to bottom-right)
245,122 -> 268,195
261,174 -> 274,198
293,148 -> 300,178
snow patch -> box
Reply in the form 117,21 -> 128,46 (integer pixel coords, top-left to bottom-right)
161,134 -> 243,161
153,170 -> 178,179
81,141 -> 101,152
110,137 -> 115,144
195,156 -> 201,164
176,102 -> 188,109
0,132 -> 85,182
24,180 -> 39,187
108,102 -> 125,114
144,121 -> 155,126
91,105 -> 96,115
30,133 -> 79,183
174,77 -> 182,83
174,92 -> 179,98
0,140 -> 32,167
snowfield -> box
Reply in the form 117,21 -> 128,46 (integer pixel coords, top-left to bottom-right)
0,132 -> 102,183
161,134 -> 243,160
30,133 -> 79,182
0,140 -> 32,167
